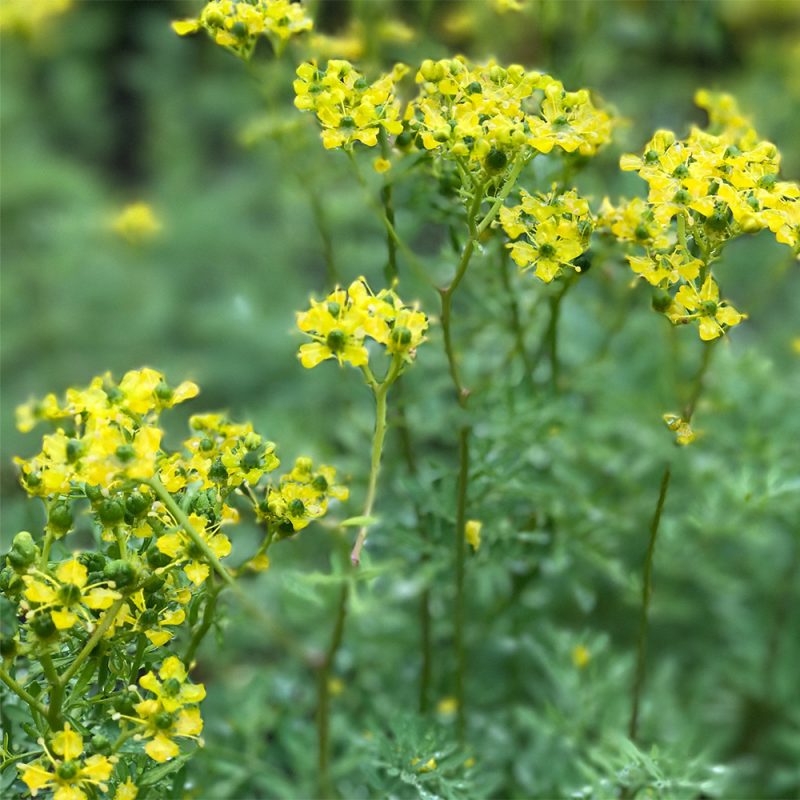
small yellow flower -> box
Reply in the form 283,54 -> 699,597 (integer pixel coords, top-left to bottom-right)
571,644 -> 591,669
112,203 -> 161,244
663,413 -> 696,446
465,520 -> 482,552
436,696 -> 458,715
411,757 -> 438,773
114,778 -> 139,800
373,157 -> 392,174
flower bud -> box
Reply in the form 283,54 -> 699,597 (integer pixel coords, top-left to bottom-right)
104,559 -> 137,589
484,148 -> 508,173
30,612 -> 58,641
125,490 -> 152,517
9,531 -> 38,571
48,502 -> 73,532
0,634 -> 18,660
98,498 -> 125,525
652,290 -> 673,313
90,734 -> 112,755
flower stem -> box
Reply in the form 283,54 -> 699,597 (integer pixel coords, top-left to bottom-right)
61,598 -> 126,686
0,666 -> 48,718
684,340 -> 717,421
454,424 -> 470,742
629,463 -> 672,742
317,579 -> 349,799
184,582 -> 222,665
379,129 -> 398,284
40,653 -> 64,728
498,243 -> 533,379
351,381 -> 390,566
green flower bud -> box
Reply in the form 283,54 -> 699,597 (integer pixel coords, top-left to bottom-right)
391,326 -> 413,346
115,444 -> 135,463
311,474 -> 328,492
701,300 -> 718,315
58,583 -> 82,607
155,381 -> 173,401
90,734 -> 112,755
98,498 -> 125,525
30,612 -> 58,641
652,290 -> 673,313
1,635 -> 18,660
126,491 -> 152,517
84,484 -> 104,503
142,573 -> 166,595
57,761 -> 79,780
326,301 -> 341,318
484,148 -> 508,174
147,547 -> 171,570
79,552 -> 107,573
155,711 -> 175,730
48,503 -> 73,532
104,559 -> 137,589
230,20 -> 248,38
9,531 -> 38,571
325,329 -> 346,353
209,459 -> 228,483
113,690 -> 138,715
288,499 -> 306,517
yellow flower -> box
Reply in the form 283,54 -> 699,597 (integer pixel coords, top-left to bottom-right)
373,157 -> 392,174
670,276 -> 746,340
139,656 -> 206,713
294,60 -> 406,151
112,203 -> 161,244
18,724 -> 115,799
23,559 -> 120,631
571,644 -> 591,669
114,778 -> 139,800
0,0 -> 72,38
465,520 -> 482,552
663,414 -> 697,446
411,756 -> 438,773
156,513 -> 231,586
436,696 -> 458,715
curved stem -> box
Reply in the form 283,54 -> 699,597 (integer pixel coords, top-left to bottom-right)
40,653 -> 63,728
684,340 -> 716,421
629,464 -> 672,742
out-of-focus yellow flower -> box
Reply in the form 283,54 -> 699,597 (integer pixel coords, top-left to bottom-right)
411,756 -> 438,773
436,696 -> 458,715
112,203 -> 161,245
465,520 -> 482,551
0,0 -> 71,38
114,778 -> 139,800
373,157 -> 392,174
571,644 -> 591,669
172,0 -> 312,59
663,414 -> 697,446
328,677 -> 344,696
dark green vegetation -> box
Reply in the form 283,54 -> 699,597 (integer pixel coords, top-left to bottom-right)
2,1 -> 799,797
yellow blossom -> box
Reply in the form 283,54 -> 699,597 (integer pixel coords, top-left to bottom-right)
571,644 -> 591,669
465,520 -> 482,551
112,203 -> 161,244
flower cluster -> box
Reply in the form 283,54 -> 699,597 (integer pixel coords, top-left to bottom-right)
296,277 -> 428,371
3,370 -> 345,794
259,457 -> 349,536
293,60 -> 408,150
0,0 -> 71,37
18,723 -> 116,799
172,0 -> 312,59
602,91 -> 798,343
405,58 -> 612,179
499,187 -> 594,282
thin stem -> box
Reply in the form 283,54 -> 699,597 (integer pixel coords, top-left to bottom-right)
317,580 -> 349,799
346,150 -> 431,287
453,425 -> 470,742
379,129 -> 398,284
0,666 -> 49,718
184,583 -> 221,665
629,464 -> 672,742
40,653 -> 63,728
39,529 -> 54,569
498,244 -> 533,379
475,155 -> 528,237
61,598 -> 125,686
684,340 -> 717,421
351,382 -> 390,566
307,189 -> 339,289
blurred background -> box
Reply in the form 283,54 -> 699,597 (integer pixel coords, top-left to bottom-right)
2,1 -> 799,797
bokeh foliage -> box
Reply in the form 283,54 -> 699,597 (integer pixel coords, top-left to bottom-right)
2,1 -> 799,798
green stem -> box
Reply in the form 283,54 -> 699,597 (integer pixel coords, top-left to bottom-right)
39,529 -> 54,569
146,477 -> 307,661
498,243 -> 533,379
454,425 -> 470,742
184,583 -> 221,665
61,598 -> 125,686
684,340 -> 717,421
40,653 -> 64,728
629,464 -> 672,742
379,129 -> 398,284
346,150 -> 431,287
350,381 -> 390,566
307,188 -> 339,289
128,634 -> 147,685
0,667 -> 48,718
317,580 -> 349,799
